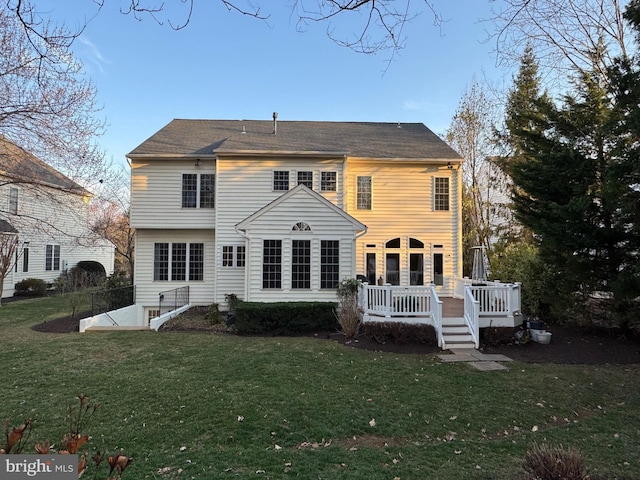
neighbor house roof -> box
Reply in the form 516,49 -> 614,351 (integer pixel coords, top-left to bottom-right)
0,135 -> 87,194
0,219 -> 18,234
127,119 -> 463,162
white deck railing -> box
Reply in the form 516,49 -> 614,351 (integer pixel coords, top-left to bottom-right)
453,278 -> 521,326
463,286 -> 480,348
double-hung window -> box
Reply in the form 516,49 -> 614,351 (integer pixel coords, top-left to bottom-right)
182,174 -> 215,208
154,243 -> 204,281
357,176 -> 372,210
321,240 -> 340,289
321,172 -> 337,192
273,171 -> 289,191
262,240 -> 282,288
434,177 -> 450,211
291,240 -> 311,289
45,245 -> 60,271
297,171 -> 313,189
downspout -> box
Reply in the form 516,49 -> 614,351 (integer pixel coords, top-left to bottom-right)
235,226 -> 251,302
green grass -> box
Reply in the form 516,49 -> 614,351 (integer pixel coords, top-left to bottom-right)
1,296 -> 639,479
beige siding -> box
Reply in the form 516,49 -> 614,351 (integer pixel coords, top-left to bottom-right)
134,229 -> 215,307
130,159 -> 216,229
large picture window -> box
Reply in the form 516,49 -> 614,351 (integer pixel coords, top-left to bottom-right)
182,174 -> 215,208
262,240 -> 282,288
434,177 -> 450,211
45,244 -> 60,271
321,240 -> 340,289
154,243 -> 204,281
291,240 -> 311,289
357,176 -> 372,210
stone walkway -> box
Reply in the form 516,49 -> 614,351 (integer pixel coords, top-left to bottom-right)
438,349 -> 513,371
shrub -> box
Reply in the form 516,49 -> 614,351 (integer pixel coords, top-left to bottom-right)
481,326 -> 518,346
363,322 -> 437,345
14,278 -> 48,297
206,303 -> 220,324
335,278 -> 361,338
523,442 -> 588,480
234,302 -> 337,335
72,261 -> 107,287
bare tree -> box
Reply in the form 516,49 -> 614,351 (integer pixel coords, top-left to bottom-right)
445,79 -> 512,273
489,0 -> 631,85
0,226 -> 19,305
0,2 -> 106,185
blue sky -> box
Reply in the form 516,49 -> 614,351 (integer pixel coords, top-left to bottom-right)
45,1 -> 506,168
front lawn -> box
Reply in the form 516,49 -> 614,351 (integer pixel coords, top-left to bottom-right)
0,296 -> 638,479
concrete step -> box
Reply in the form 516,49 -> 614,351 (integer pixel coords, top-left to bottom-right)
444,340 -> 477,350
84,326 -> 149,332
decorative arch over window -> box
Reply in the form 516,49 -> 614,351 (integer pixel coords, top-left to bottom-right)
409,238 -> 424,248
385,238 -> 401,248
292,222 -> 312,232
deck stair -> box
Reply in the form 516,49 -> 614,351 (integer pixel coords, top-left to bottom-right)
441,317 -> 476,350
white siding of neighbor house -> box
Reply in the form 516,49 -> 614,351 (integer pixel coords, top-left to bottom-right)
0,176 -> 115,299
133,228 -> 215,307
214,157 -> 345,304
130,159 -> 216,229
238,187 -> 360,303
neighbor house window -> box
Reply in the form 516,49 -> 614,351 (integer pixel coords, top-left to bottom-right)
357,176 -> 372,210
222,245 -> 245,268
297,171 -> 313,189
45,244 -> 60,271
321,172 -> 337,192
262,240 -> 282,288
434,177 -> 450,211
22,247 -> 29,273
291,240 -> 311,289
154,243 -> 204,281
9,187 -> 18,214
273,171 -> 289,191
182,174 -> 215,208
321,240 -> 340,289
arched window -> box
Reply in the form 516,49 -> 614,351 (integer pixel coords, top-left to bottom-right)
409,238 -> 424,248
385,238 -> 401,248
292,222 -> 311,231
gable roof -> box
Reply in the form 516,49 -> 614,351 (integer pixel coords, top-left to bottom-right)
128,119 -> 462,162
236,184 -> 367,233
0,219 -> 18,234
0,135 -> 87,194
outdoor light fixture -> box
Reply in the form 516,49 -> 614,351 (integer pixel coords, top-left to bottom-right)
447,162 -> 453,170
195,159 -> 201,167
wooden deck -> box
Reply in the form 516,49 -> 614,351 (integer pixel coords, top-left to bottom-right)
442,297 -> 464,317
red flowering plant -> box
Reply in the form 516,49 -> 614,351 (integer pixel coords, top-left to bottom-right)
0,394 -> 131,479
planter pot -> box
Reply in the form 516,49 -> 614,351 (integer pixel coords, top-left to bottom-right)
530,328 -> 545,340
529,320 -> 545,330
536,331 -> 552,344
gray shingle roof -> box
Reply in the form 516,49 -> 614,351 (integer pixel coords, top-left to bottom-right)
128,119 -> 462,161
0,219 -> 18,234
0,135 -> 86,193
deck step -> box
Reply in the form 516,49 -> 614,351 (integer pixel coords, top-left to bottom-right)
441,317 -> 476,350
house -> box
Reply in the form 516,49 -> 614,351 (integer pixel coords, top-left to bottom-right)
0,136 -> 115,299
127,116 -> 464,322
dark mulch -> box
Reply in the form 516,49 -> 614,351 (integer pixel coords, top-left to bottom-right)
31,312 -> 640,365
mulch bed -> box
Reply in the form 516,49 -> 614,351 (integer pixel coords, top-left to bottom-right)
31,313 -> 640,365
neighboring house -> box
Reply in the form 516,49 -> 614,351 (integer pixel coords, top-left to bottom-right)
127,116 -> 464,320
0,136 -> 115,299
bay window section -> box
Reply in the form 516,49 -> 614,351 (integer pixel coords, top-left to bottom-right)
291,240 -> 311,289
321,240 -> 340,289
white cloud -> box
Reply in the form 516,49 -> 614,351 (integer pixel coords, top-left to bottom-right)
77,37 -> 110,74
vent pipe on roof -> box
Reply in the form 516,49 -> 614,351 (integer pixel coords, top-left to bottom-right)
273,112 -> 278,135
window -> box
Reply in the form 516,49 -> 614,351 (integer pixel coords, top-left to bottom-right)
222,245 -> 245,268
172,243 -> 187,281
154,243 -> 169,280
410,253 -> 424,285
9,187 -> 18,215
385,237 -> 401,248
22,247 -> 29,273
189,243 -> 204,281
273,171 -> 289,191
292,222 -> 311,231
291,240 -> 311,289
321,172 -> 337,192
434,177 -> 450,211
154,243 -> 204,281
263,240 -> 282,289
357,176 -> 372,210
409,238 -> 424,248
44,245 -> 60,271
433,253 -> 444,286
297,171 -> 313,189
182,174 -> 215,208
321,240 -> 340,289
